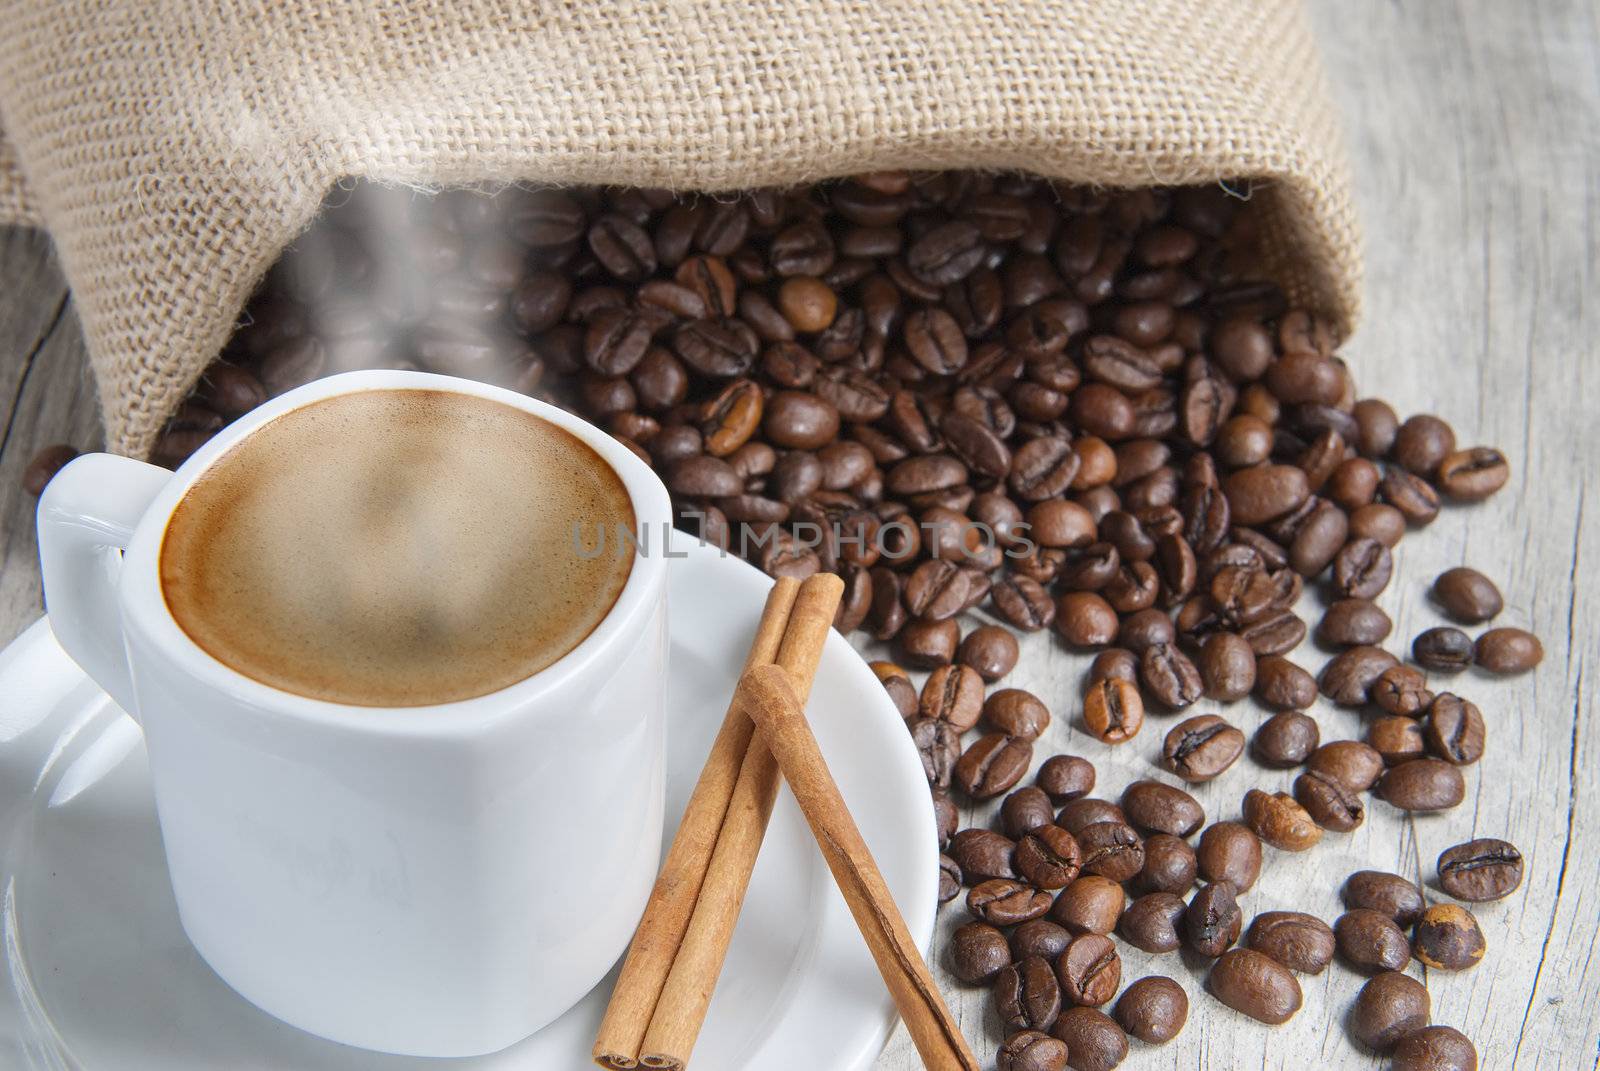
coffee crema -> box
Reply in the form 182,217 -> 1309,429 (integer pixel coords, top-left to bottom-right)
160,388 -> 635,706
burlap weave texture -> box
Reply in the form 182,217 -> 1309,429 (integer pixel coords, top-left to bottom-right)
0,0 -> 1360,458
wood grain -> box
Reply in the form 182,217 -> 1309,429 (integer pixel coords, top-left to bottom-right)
0,2 -> 1594,1068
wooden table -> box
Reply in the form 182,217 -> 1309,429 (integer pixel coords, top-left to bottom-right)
0,2 -> 1594,1067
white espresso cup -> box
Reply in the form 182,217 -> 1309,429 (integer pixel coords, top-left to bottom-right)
35,370 -> 672,1058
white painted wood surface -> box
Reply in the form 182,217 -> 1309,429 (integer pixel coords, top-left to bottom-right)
0,2 -> 1593,1067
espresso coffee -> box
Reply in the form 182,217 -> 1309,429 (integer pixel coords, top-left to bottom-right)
160,388 -> 635,706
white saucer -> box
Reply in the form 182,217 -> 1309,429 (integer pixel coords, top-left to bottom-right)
0,540 -> 934,1070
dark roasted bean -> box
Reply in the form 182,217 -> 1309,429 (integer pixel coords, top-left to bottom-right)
1437,838 -> 1524,902
1342,871 -> 1426,928
1474,627 -> 1543,674
1412,904 -> 1486,970
1206,948 -> 1302,1025
1245,911 -> 1335,974
1350,971 -> 1430,1052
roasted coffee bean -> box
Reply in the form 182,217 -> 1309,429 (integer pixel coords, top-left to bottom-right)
1350,971 -> 1431,1052
958,625 -> 1020,682
1373,664 -> 1434,716
1036,755 -> 1096,802
1082,677 -> 1144,744
1056,798 -> 1126,835
970,879 -> 1055,926
1183,882 -> 1242,958
1333,536 -> 1394,598
1075,821 -> 1145,883
909,717 -> 962,788
1432,567 -> 1503,624
880,673 -> 918,722
1320,645 -> 1400,706
1015,825 -> 1084,890
1160,714 -> 1245,783
1392,1026 -> 1478,1071
919,663 -> 985,731
1369,715 -> 1427,765
1054,591 -> 1120,647
1377,759 -> 1466,812
1343,871 -> 1426,927
1116,607 -> 1174,652
1223,464 -> 1310,526
950,920 -> 1012,983
1350,502 -> 1407,546
1119,892 -> 1187,953
1437,447 -> 1509,500
1437,838 -> 1523,902
1391,414 -> 1456,476
956,733 -> 1033,800
1413,904 -> 1486,970
1294,769 -> 1365,832
932,787 -> 959,847
995,955 -> 1064,1032
1121,780 -> 1204,838
991,574 -> 1058,631
948,828 -> 1017,883
897,617 -> 961,667
986,688 -> 1052,741
1381,467 -> 1441,525
1051,875 -> 1126,936
1196,821 -> 1262,893
1413,627 -> 1474,672
1318,598 -> 1393,646
1049,1007 -> 1128,1071
1206,948 -> 1302,1025
1243,789 -> 1321,852
1112,976 -> 1187,1044
1252,710 -> 1320,768
699,378 -> 764,456
1135,834 -> 1198,895
1336,909 -> 1412,973
1245,911 -> 1335,974
1254,655 -> 1319,710
1012,919 -> 1074,963
1139,642 -> 1203,709
1474,627 -> 1543,674
1056,933 -> 1121,1008
995,1029 -> 1069,1071
1087,647 -> 1139,686
935,851 -> 964,903
1002,786 -> 1059,839
22,444 -> 79,495
1424,693 -> 1485,765
1307,740 -> 1385,792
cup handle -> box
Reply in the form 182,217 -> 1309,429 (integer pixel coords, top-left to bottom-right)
37,453 -> 173,718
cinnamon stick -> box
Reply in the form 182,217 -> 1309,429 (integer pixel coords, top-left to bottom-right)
636,573 -> 843,1070
591,576 -> 801,1069
733,664 -> 980,1071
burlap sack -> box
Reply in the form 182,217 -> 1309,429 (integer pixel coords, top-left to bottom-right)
0,0 -> 1359,460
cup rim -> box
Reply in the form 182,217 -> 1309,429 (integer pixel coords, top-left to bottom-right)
117,370 -> 673,738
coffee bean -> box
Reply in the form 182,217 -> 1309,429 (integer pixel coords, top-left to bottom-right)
1119,892 -> 1187,953
1392,414 -> 1456,476
1392,1026 -> 1478,1071
1245,911 -> 1335,974
1424,693 -> 1485,765
1317,598 -> 1393,646
1252,710 -> 1320,768
1015,825 -> 1084,890
1306,740 -> 1385,792
1342,871 -> 1425,927
909,717 -> 961,788
931,787 -> 958,847
1012,919 -> 1073,963
919,663 -> 985,731
1242,789 -> 1321,852
1437,447 -> 1509,500
958,625 -> 1020,682
1139,642 -> 1203,709
950,920 -> 1012,983
995,1029 -> 1068,1071
1320,645 -> 1400,706
1373,664 -> 1434,716
1431,567 -> 1503,625
1197,821 -> 1263,893
1223,464 -> 1310,525
986,689 -> 1052,741
1075,821 -> 1146,883
1377,758 -> 1466,812
1206,948 -> 1302,1025
1381,467 -> 1441,525
1054,591 -> 1119,647
1087,648 -> 1139,686
1135,833 -> 1198,895
970,879 -> 1055,926
1055,933 -> 1121,1008
1051,874 -> 1126,936
1121,780 -> 1204,838
1294,769 -> 1365,832
1048,1007 -> 1128,1071
991,574 -> 1057,631
955,733 -> 1033,799
938,854 -> 961,903
1184,882 -> 1243,958
949,828 -> 1017,883
1336,908 -> 1412,973
994,955 -> 1063,1032
1369,715 -> 1427,764
1112,976 -> 1187,1044
1161,714 -> 1245,782
1413,626 -> 1474,672
1056,798 -> 1127,836
1001,786 -> 1059,839
1253,655 -> 1319,710
1437,838 -> 1523,902
1413,904 -> 1486,970
1192,631 -> 1254,700
1474,627 -> 1543,674
1036,754 -> 1096,802
897,617 -> 961,667
1082,677 -> 1144,744
1350,971 -> 1431,1052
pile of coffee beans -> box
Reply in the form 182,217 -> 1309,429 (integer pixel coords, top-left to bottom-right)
24,172 -> 1539,1069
